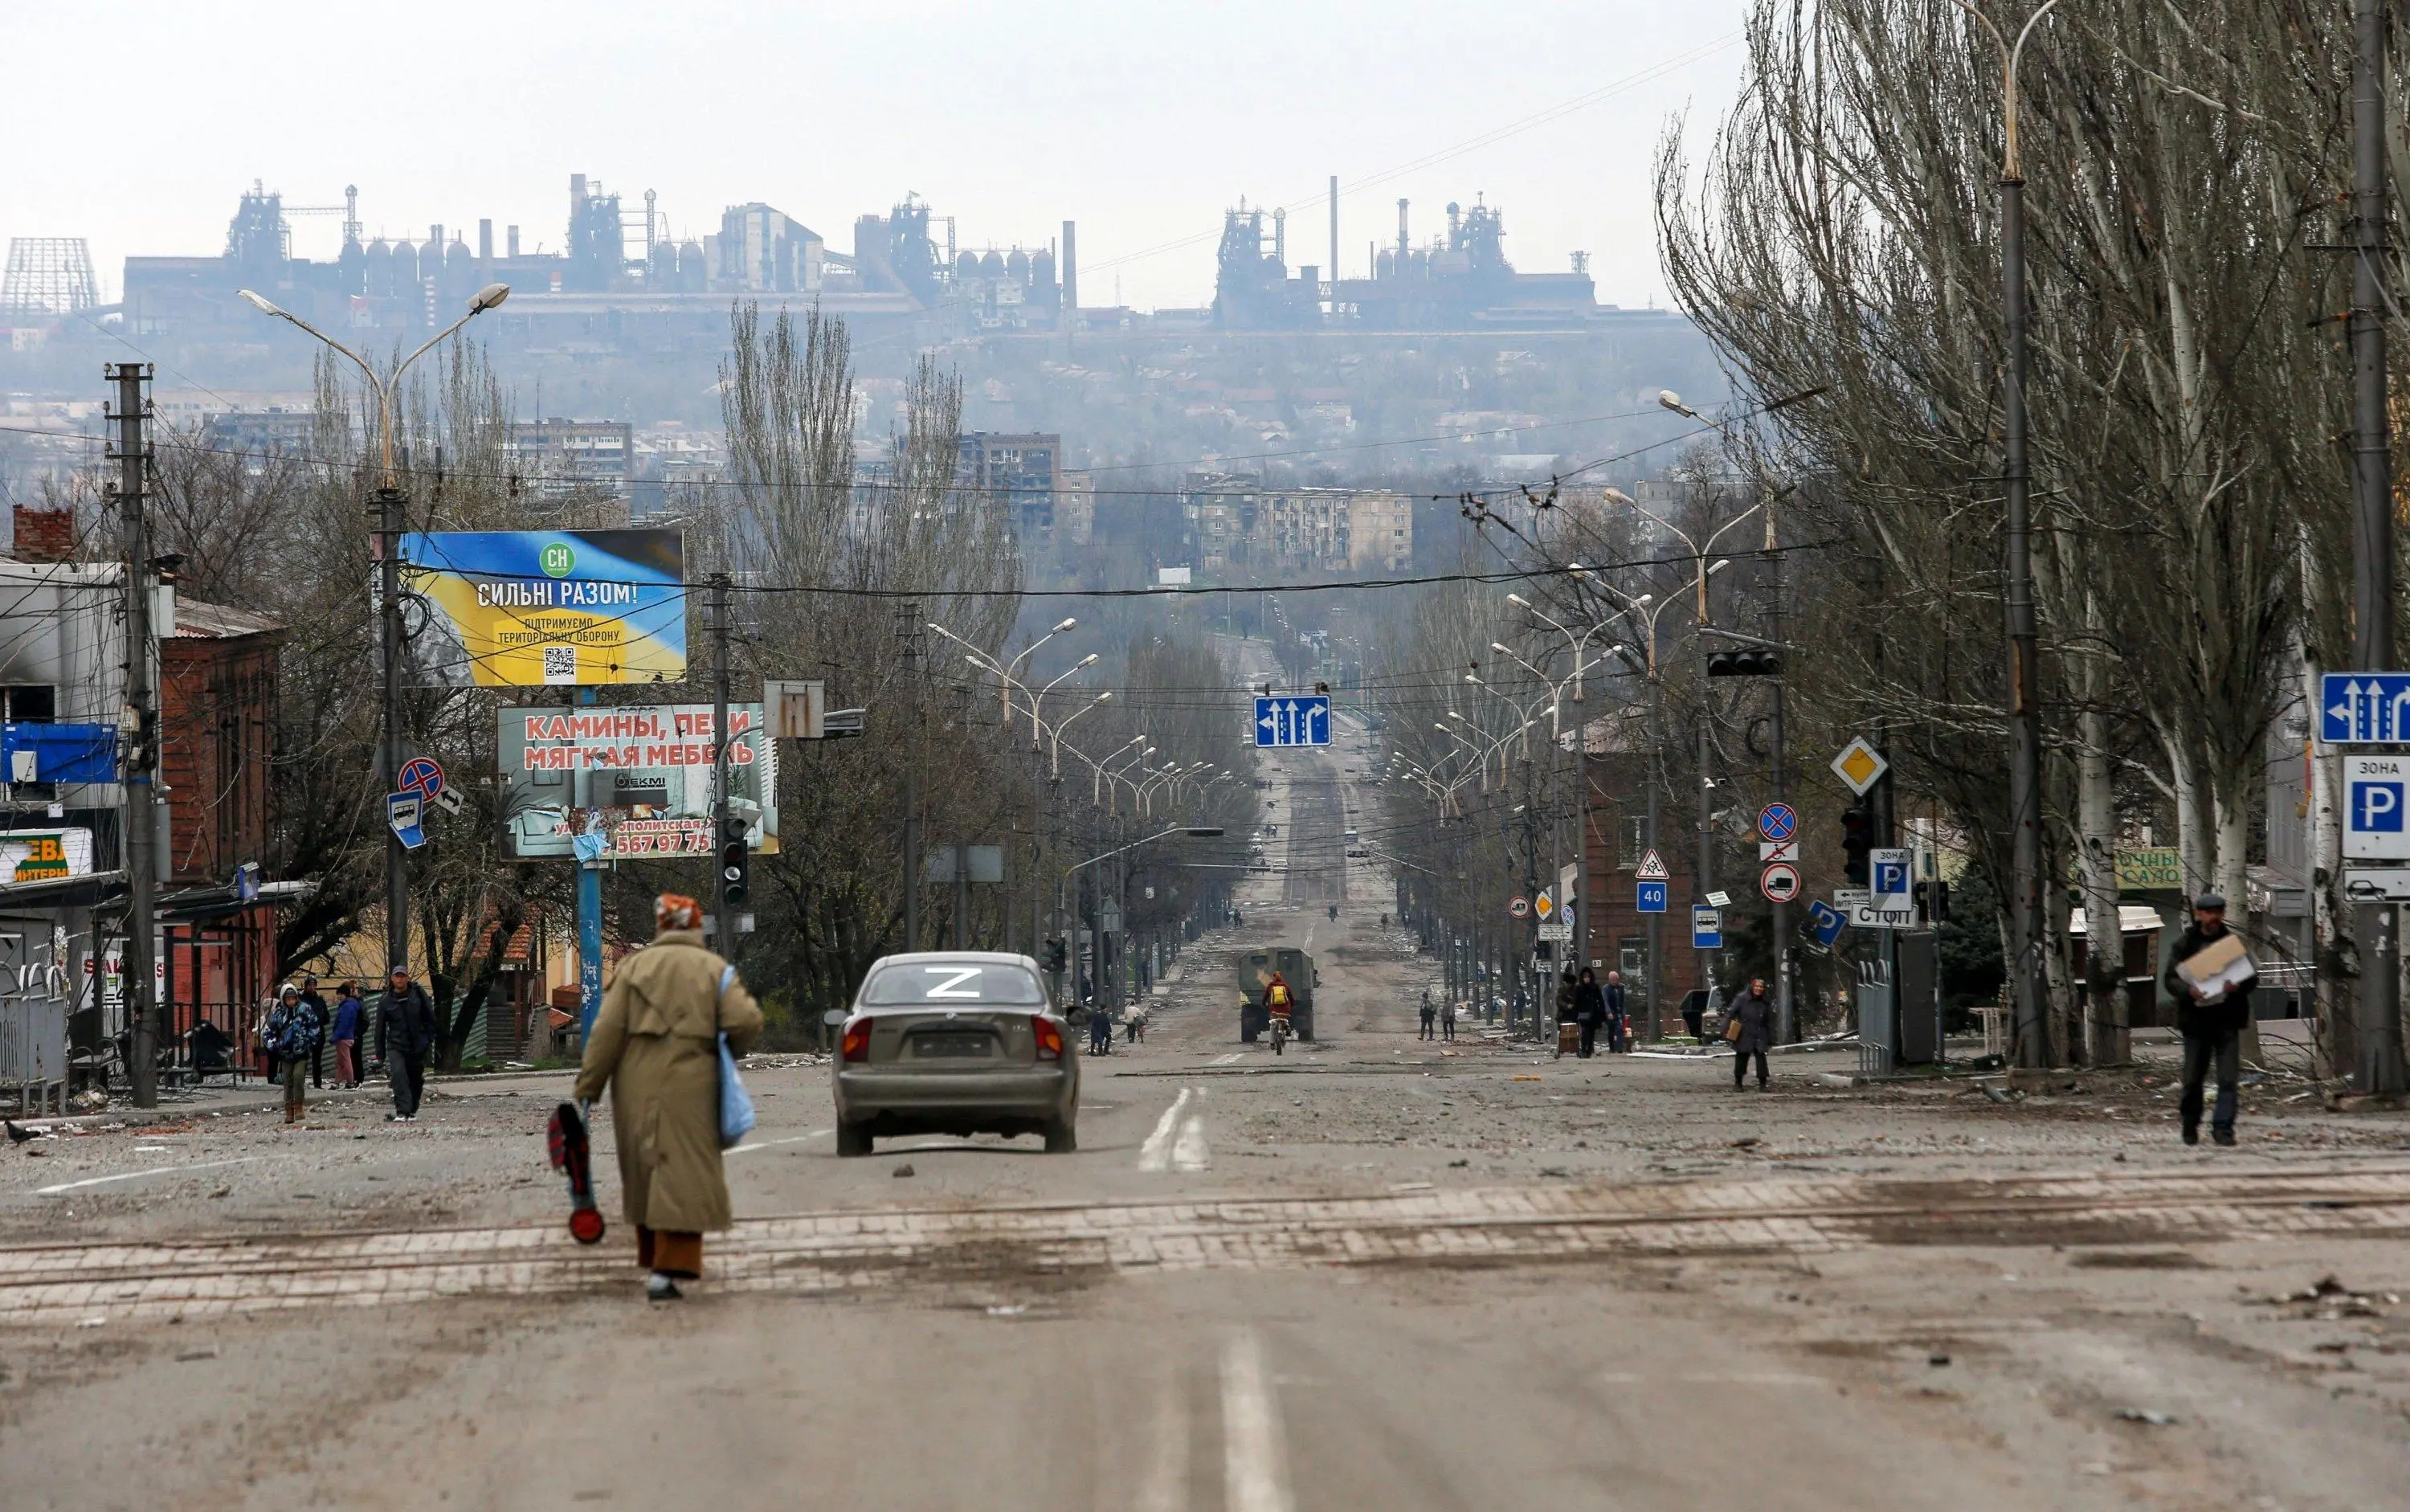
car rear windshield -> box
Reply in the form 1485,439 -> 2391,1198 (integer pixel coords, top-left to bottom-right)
859,962 -> 1047,1006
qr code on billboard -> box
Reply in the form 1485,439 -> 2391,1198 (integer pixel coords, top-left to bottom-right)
542,646 -> 578,684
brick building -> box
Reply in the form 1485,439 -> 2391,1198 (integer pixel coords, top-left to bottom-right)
1581,720 -> 1705,1035
157,593 -> 286,1058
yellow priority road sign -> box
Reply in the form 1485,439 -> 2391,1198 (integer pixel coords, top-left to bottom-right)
1831,736 -> 1889,796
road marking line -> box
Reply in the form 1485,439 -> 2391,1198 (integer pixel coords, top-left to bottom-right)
1172,1114 -> 1210,1173
1211,1052 -> 1243,1066
1135,1357 -> 1190,1512
725,1129 -> 831,1158
1138,1089 -> 1193,1171
33,1157 -> 259,1196
1220,1329 -> 1294,1512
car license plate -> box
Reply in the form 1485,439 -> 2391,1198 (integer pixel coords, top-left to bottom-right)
912,1032 -> 995,1058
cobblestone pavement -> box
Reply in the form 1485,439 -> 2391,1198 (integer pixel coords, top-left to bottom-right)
9,1162 -> 2408,1326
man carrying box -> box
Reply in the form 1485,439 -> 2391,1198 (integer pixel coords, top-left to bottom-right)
2161,893 -> 2256,1147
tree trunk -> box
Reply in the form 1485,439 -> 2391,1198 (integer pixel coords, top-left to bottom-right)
2166,729 -> 2212,900
2078,701 -> 2127,1065
2212,766 -> 2262,1065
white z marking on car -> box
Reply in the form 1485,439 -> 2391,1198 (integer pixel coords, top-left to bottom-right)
923,966 -> 984,999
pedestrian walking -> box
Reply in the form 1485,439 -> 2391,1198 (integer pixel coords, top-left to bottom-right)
2163,893 -> 2257,1147
259,992 -> 282,1088
378,966 -> 439,1122
1573,967 -> 1607,1058
1440,997 -> 1458,1041
1419,988 -> 1436,1041
330,982 -> 364,1087
1728,976 -> 1775,1090
298,975 -> 329,1089
1603,971 -> 1628,1052
265,984 -> 315,1123
574,893 -> 763,1301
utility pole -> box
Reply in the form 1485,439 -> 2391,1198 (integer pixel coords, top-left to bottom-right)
899,605 -> 921,951
1973,5 -> 2049,1071
2349,0 -> 2404,1093
1697,709 -> 1716,1018
1646,672 -> 1663,1040
709,573 -> 734,950
1766,508 -> 1792,1044
110,364 -> 160,1111
379,480 -> 409,991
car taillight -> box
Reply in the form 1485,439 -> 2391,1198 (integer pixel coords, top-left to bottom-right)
841,1019 -> 871,1062
1032,1015 -> 1063,1060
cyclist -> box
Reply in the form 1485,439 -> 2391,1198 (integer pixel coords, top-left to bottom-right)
1264,971 -> 1294,1034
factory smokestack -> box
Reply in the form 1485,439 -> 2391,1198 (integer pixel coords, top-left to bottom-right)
1397,198 -> 1410,263
1329,176 -> 1338,309
1061,219 -> 1078,315
478,219 -> 493,262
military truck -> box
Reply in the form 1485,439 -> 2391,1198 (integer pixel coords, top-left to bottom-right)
1235,946 -> 1317,1041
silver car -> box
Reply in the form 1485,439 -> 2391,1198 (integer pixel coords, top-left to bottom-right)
832,952 -> 1078,1157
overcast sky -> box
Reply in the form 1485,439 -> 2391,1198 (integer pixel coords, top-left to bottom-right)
2,1 -> 1749,311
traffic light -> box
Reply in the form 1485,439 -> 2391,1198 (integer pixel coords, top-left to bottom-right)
1044,937 -> 1068,975
1840,799 -> 1873,885
719,815 -> 751,909
1705,648 -> 1783,676
1914,880 -> 1950,922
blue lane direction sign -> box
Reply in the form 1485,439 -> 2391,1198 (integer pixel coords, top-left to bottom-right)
1805,899 -> 1847,946
1757,803 -> 1798,843
1253,694 -> 1332,748
2322,672 -> 2410,743
1692,905 -> 1722,950
1636,880 -> 1669,913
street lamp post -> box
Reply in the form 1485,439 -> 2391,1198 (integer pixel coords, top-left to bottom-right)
239,283 -> 508,990
1954,0 -> 2059,1069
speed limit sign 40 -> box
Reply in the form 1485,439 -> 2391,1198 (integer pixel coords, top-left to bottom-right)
1759,861 -> 1802,903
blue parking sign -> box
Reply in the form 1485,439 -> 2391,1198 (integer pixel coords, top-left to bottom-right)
2359,781 -> 2404,832
1806,899 -> 1847,946
1636,880 -> 1668,913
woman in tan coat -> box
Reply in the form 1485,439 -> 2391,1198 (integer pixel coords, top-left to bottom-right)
574,893 -> 764,1300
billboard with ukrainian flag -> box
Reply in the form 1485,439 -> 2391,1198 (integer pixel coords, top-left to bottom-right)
398,530 -> 686,688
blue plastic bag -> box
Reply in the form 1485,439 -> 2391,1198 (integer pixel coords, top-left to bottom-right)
716,964 -> 756,1149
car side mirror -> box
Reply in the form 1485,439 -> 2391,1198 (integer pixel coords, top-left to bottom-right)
822,1009 -> 846,1028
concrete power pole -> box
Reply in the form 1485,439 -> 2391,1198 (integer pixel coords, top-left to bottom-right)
2349,0 -> 2404,1093
111,363 -> 161,1110
1999,116 -> 2048,1072
709,572 -> 734,947
900,604 -> 921,951
378,481 -> 408,989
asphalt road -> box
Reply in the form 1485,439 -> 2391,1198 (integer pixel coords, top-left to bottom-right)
4,685 -> 2410,1509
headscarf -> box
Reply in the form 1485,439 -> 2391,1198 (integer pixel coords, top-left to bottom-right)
656,893 -> 704,933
